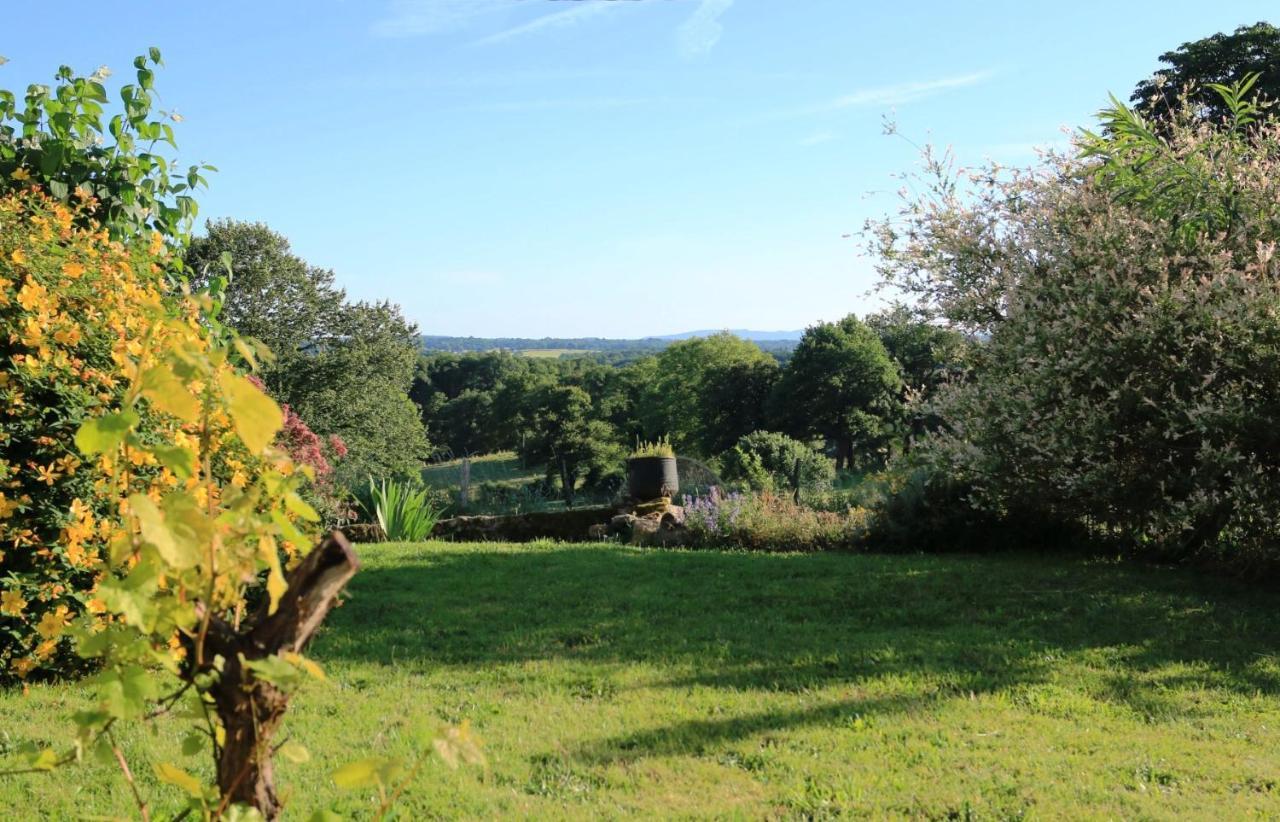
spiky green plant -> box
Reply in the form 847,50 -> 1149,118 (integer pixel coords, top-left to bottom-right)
631,436 -> 675,459
363,477 -> 446,542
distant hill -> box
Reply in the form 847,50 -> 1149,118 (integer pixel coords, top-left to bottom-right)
645,329 -> 803,342
419,331 -> 799,361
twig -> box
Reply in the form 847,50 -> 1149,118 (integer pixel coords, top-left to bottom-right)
106,726 -> 150,822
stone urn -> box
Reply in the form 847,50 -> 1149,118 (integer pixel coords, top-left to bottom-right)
627,456 -> 679,501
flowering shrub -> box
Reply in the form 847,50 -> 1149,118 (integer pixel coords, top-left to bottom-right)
0,188 -> 181,679
0,188 -> 321,683
871,80 -> 1280,574
278,398 -> 352,524
681,488 -> 867,552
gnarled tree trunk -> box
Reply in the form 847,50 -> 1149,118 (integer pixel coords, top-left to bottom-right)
187,532 -> 360,818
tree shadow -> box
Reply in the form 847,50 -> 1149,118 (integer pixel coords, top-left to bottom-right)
312,545 -> 1280,759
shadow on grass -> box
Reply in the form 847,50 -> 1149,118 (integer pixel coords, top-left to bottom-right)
312,544 -> 1280,757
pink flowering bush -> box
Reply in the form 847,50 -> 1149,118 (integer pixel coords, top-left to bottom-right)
249,375 -> 352,524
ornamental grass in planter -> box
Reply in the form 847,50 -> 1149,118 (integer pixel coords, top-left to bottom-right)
627,438 -> 679,501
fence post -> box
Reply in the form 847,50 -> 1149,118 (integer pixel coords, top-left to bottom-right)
459,457 -> 471,510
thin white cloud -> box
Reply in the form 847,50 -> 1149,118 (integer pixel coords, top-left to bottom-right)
371,0 -> 513,38
471,0 -> 623,47
677,0 -> 735,57
799,130 -> 837,147
459,96 -> 697,113
778,70 -> 997,119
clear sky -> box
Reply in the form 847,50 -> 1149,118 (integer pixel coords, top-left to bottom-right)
2,1 -> 1276,337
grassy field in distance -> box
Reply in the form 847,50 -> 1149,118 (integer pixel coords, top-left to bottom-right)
516,348 -> 595,358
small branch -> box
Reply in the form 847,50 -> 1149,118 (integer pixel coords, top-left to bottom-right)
144,683 -> 192,720
107,727 -> 150,822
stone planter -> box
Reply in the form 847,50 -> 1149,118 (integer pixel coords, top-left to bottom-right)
627,456 -> 679,501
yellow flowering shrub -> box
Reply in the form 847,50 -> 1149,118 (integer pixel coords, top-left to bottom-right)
0,186 -> 316,683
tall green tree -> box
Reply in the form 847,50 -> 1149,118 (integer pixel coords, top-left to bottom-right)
771,316 -> 901,470
866,306 -> 970,448
187,220 -> 343,355
641,332 -> 777,455
1131,21 -> 1280,123
518,384 -> 623,505
186,220 -> 430,483
700,359 -> 781,455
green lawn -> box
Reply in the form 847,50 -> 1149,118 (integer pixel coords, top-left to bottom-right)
4,542 -> 1280,818
420,451 -> 542,491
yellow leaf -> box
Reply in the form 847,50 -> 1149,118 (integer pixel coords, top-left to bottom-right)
258,535 -> 287,614
154,761 -> 205,797
332,757 -> 383,790
26,747 -> 58,771
282,651 -> 326,681
140,364 -> 201,422
278,740 -> 311,764
219,371 -> 282,455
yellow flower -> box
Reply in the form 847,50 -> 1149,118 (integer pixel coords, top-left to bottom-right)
10,248 -> 28,265
34,464 -> 60,486
1,588 -> 28,615
35,639 -> 58,659
12,657 -> 35,678
36,607 -> 69,639
61,261 -> 86,279
16,280 -> 46,311
10,167 -> 31,182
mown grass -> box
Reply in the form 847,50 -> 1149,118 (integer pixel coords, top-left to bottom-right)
3,542 -> 1280,818
420,451 -> 540,491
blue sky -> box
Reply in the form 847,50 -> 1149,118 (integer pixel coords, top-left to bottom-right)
2,1 -> 1276,336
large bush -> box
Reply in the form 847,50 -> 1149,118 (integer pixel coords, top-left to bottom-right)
872,81 -> 1280,573
0,189 -> 165,678
0,187 -> 315,679
720,430 -> 833,494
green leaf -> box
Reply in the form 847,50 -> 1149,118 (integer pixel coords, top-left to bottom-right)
130,493 -> 202,570
242,654 -> 306,690
285,492 -> 320,523
96,573 -> 159,631
180,732 -> 205,757
24,747 -> 58,771
307,811 -> 344,822
97,665 -> 159,720
225,806 -> 266,822
160,493 -> 214,568
75,410 -> 140,455
154,762 -> 204,797
149,444 -> 197,479
220,371 -> 282,455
